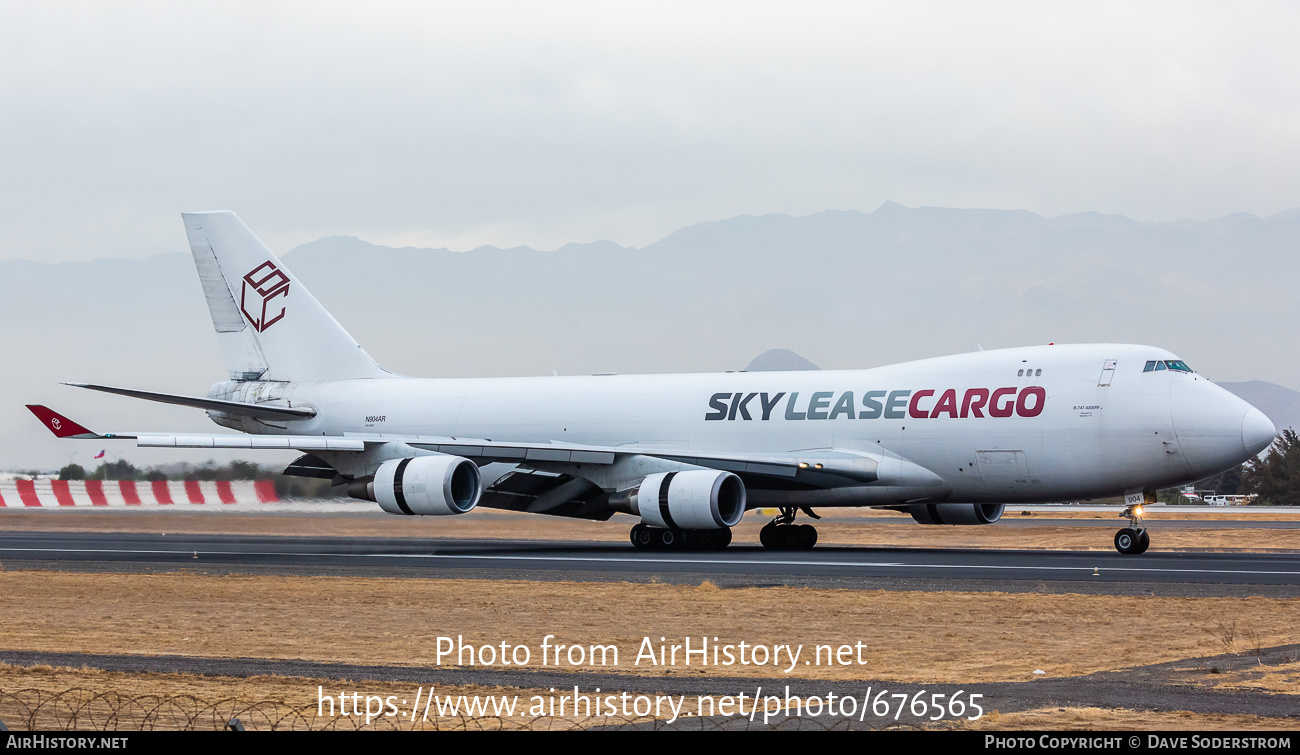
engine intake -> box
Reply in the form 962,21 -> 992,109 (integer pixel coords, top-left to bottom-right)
373,455 -> 481,516
629,470 -> 746,530
908,503 -> 1004,525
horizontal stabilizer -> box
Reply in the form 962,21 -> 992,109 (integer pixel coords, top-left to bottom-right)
64,383 -> 316,421
24,412 -> 369,451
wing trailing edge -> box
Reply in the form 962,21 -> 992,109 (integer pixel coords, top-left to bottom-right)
64,382 -> 316,421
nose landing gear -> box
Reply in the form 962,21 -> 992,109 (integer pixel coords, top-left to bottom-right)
759,506 -> 820,550
1114,503 -> 1150,554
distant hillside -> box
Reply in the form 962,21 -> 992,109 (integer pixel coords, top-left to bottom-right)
1219,381 -> 1300,434
745,349 -> 820,371
6,203 -> 1300,469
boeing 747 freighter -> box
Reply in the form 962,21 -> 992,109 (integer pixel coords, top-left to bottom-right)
28,212 -> 1277,554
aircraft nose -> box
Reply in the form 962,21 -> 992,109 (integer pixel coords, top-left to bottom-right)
1242,407 -> 1276,456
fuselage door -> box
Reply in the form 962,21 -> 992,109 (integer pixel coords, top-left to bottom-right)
1097,359 -> 1118,387
975,449 -> 1029,494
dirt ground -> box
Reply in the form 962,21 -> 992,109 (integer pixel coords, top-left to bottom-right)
1,569 -> 1296,686
0,663 -> 561,731
2,662 -> 1295,732
2,508 -> 1296,730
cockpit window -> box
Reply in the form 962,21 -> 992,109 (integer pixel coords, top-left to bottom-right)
1145,359 -> 1193,374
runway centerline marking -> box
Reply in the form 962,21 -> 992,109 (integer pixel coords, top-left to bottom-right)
2,546 -> 1299,577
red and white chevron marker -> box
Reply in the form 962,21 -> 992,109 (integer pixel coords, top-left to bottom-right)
0,480 -> 279,507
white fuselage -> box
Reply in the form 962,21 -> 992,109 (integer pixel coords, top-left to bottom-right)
212,343 -> 1272,506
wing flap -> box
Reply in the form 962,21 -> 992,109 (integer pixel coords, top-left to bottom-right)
410,440 -> 615,464
136,434 -> 366,451
407,439 -> 876,482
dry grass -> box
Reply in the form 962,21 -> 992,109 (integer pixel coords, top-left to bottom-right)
1204,664 -> 1300,696
0,662 -> 516,705
0,664 -> 657,730
0,509 -> 1296,551
0,570 -> 1297,685
1156,653 -> 1300,695
3,665 -> 1295,732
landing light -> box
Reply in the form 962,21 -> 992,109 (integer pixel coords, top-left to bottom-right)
1133,505 -> 1144,517
798,462 -> 809,469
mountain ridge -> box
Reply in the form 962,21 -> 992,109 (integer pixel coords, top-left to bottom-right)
4,203 -> 1299,468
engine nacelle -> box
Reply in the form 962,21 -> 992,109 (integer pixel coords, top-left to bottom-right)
908,503 -> 1004,525
632,470 -> 746,530
373,455 -> 481,516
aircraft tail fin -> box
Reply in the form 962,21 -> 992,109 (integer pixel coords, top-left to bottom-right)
181,211 -> 387,382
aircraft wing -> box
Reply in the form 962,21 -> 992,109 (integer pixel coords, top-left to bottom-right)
26,405 -> 889,485
63,383 -> 317,421
26,405 -> 361,450
405,439 -> 880,483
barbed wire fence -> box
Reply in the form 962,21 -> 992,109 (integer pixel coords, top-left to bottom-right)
0,687 -> 911,731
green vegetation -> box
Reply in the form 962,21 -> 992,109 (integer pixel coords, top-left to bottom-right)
57,464 -> 86,480
56,459 -> 265,482
1156,488 -> 1193,505
1193,464 -> 1244,497
50,459 -> 344,499
1240,428 -> 1300,506
1164,427 -> 1300,506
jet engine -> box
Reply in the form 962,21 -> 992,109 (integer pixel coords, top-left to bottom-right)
908,503 -> 1004,525
371,455 -> 482,516
620,470 -> 746,530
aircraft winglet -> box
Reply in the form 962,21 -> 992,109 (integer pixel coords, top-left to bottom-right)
25,405 -> 102,439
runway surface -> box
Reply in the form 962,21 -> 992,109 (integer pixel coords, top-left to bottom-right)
2,531 -> 1299,593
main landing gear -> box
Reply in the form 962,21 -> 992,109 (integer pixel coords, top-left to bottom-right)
1114,503 -> 1150,555
629,522 -> 732,550
760,506 -> 819,550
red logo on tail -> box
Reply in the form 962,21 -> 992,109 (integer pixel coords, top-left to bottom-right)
240,261 -> 290,332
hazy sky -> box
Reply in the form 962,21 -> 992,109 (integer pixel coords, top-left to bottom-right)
3,2 -> 1300,261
